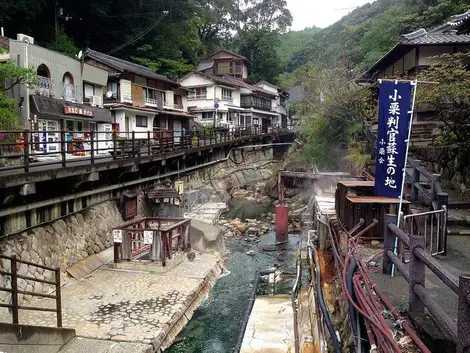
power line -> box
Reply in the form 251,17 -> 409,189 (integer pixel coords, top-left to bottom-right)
106,11 -> 169,55
92,11 -> 162,18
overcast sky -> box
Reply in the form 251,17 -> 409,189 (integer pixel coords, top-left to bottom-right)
287,0 -> 375,30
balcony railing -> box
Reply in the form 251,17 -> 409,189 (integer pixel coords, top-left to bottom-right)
61,82 -> 77,102
240,101 -> 272,111
188,94 -> 208,100
173,103 -> 183,110
36,76 -> 54,97
145,97 -> 159,107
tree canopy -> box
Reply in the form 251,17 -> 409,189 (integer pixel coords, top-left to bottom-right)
0,0 -> 292,81
283,0 -> 470,72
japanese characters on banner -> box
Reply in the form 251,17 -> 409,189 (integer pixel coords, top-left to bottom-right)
374,81 -> 414,198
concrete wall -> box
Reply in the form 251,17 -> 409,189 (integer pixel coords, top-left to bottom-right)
0,194 -> 151,307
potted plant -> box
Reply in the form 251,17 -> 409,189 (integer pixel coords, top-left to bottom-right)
192,135 -> 199,147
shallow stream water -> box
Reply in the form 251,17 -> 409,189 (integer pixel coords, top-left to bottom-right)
167,199 -> 299,353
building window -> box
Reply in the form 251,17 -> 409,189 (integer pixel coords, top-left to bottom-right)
189,87 -> 207,99
202,112 -> 213,120
84,83 -> 95,99
136,115 -> 148,127
222,88 -> 232,101
217,61 -> 231,75
62,72 -> 75,101
235,61 -> 242,74
37,64 -> 50,78
107,81 -> 118,98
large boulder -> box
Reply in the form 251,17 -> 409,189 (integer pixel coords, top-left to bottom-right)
190,219 -> 226,255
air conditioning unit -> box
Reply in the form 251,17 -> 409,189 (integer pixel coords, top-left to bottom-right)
91,95 -> 103,107
17,33 -> 34,44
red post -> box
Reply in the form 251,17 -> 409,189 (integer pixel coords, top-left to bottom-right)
275,205 -> 288,244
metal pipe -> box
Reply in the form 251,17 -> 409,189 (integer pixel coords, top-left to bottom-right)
307,244 -> 327,351
353,219 -> 379,239
313,247 -> 342,353
292,253 -> 301,353
348,218 -> 365,236
346,256 -> 359,349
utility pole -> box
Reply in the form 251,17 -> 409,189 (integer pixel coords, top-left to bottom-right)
55,1 -> 58,41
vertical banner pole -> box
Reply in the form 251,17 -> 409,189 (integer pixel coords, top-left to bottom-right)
391,80 -> 418,277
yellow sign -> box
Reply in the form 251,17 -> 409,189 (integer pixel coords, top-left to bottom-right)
175,181 -> 184,195
64,105 -> 93,117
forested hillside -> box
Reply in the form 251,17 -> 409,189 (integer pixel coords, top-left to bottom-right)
284,0 -> 470,72
0,0 -> 291,82
279,0 -> 470,171
277,27 -> 319,68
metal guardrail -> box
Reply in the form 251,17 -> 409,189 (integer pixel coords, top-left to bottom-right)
0,125 -> 294,174
383,214 -> 470,353
0,254 -> 62,327
112,217 -> 191,266
403,207 -> 448,260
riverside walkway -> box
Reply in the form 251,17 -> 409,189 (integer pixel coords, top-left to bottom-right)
0,253 -> 221,353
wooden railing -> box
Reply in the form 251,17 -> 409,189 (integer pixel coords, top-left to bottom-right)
408,159 -> 449,211
0,125 -> 294,174
113,217 -> 191,266
383,214 -> 470,353
0,255 -> 62,327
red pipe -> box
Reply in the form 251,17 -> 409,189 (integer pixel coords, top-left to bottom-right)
342,244 -> 402,353
353,277 -> 388,350
355,252 -> 431,353
372,282 -> 431,353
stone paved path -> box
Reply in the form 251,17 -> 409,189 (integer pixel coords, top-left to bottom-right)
0,253 -> 221,351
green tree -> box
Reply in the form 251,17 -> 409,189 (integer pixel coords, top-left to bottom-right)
0,61 -> 38,130
0,61 -> 38,93
238,29 -> 281,83
47,29 -> 79,58
280,62 -> 375,170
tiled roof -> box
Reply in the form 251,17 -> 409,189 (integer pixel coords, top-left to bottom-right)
400,29 -> 470,45
449,9 -> 470,27
206,49 -> 248,61
181,72 -> 277,97
0,36 -> 9,50
84,49 -> 177,85
219,75 -> 276,96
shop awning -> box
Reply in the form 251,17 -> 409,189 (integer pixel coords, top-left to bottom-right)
30,95 -> 112,123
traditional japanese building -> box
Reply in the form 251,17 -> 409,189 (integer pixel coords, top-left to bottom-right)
83,49 -> 193,142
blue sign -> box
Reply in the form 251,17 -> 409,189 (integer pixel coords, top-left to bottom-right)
374,81 -> 414,198
214,103 -> 219,109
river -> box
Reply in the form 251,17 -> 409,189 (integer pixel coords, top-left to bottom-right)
167,199 -> 300,353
